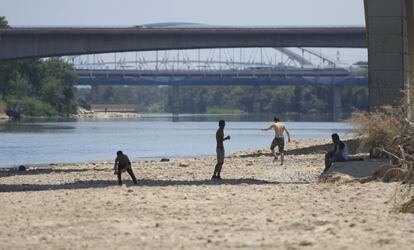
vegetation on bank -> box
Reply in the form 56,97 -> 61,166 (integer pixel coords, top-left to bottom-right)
0,16 -> 8,27
349,91 -> 414,213
0,58 -> 78,117
78,85 -> 368,115
0,16 -> 78,118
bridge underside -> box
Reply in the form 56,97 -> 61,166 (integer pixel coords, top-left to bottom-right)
0,27 -> 366,61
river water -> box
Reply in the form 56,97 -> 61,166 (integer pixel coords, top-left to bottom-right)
0,115 -> 353,167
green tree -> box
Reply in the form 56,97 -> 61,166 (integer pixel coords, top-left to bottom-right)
8,72 -> 32,97
42,58 -> 78,115
0,16 -> 9,28
1,58 -> 78,117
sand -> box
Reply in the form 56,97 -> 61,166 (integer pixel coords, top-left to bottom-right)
1,139 -> 414,250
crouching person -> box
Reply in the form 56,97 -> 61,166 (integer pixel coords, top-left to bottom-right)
114,150 -> 138,185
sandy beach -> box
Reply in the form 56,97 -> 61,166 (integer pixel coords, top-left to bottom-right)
1,139 -> 414,250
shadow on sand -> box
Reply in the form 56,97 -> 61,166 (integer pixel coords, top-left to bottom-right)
0,178 -> 309,193
0,168 -> 110,177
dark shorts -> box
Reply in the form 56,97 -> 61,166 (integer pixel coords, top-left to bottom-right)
118,164 -> 131,171
270,137 -> 285,153
327,152 -> 347,162
216,147 -> 225,164
334,155 -> 347,162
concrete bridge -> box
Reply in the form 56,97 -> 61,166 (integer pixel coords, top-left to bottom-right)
0,0 -> 413,112
364,0 -> 414,111
0,26 -> 366,61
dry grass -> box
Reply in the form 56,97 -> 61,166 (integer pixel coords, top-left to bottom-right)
400,197 -> 414,213
320,173 -> 355,184
382,168 -> 408,183
347,108 -> 407,161
347,90 -> 414,213
371,164 -> 397,179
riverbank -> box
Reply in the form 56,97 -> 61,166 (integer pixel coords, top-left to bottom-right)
0,111 -> 9,121
71,107 -> 141,119
0,139 -> 413,249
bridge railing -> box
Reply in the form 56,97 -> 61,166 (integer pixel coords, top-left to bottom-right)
75,64 -> 367,78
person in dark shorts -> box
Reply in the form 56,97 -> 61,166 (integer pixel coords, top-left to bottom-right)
324,133 -> 349,172
271,137 -> 285,155
114,150 -> 138,185
212,120 -> 230,180
262,117 -> 291,165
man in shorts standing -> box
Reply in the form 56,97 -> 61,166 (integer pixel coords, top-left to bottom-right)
212,120 -> 231,180
262,117 -> 291,165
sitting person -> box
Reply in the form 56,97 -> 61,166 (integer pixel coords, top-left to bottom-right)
324,133 -> 348,172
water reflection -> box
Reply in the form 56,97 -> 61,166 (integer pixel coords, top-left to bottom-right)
0,121 -> 76,133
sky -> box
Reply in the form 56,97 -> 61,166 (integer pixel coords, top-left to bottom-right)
0,0 -> 367,63
1,0 -> 365,26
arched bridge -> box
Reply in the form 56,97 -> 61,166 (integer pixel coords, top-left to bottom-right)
72,47 -> 367,86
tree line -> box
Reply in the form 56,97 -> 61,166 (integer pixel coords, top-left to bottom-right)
0,16 -> 78,117
0,58 -> 78,117
78,84 -> 368,115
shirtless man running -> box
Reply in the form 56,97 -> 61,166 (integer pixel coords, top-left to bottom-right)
262,117 -> 291,165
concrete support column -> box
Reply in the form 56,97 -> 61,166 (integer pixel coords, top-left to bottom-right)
171,85 -> 180,116
406,0 -> 414,117
90,85 -> 100,103
364,0 -> 414,111
332,85 -> 343,122
252,85 -> 262,115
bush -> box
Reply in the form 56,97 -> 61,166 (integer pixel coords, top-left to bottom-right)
347,108 -> 404,160
6,96 -> 57,117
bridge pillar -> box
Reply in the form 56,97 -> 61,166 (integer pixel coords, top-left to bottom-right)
171,85 -> 180,116
332,85 -> 343,122
90,85 -> 100,103
364,0 -> 414,112
252,85 -> 262,115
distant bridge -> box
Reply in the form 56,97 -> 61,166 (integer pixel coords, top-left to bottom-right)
73,47 -> 367,87
76,68 -> 367,86
72,47 -> 367,122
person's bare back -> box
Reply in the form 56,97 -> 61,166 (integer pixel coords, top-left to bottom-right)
272,122 -> 286,138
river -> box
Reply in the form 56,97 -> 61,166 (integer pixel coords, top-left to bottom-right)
0,115 -> 354,167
